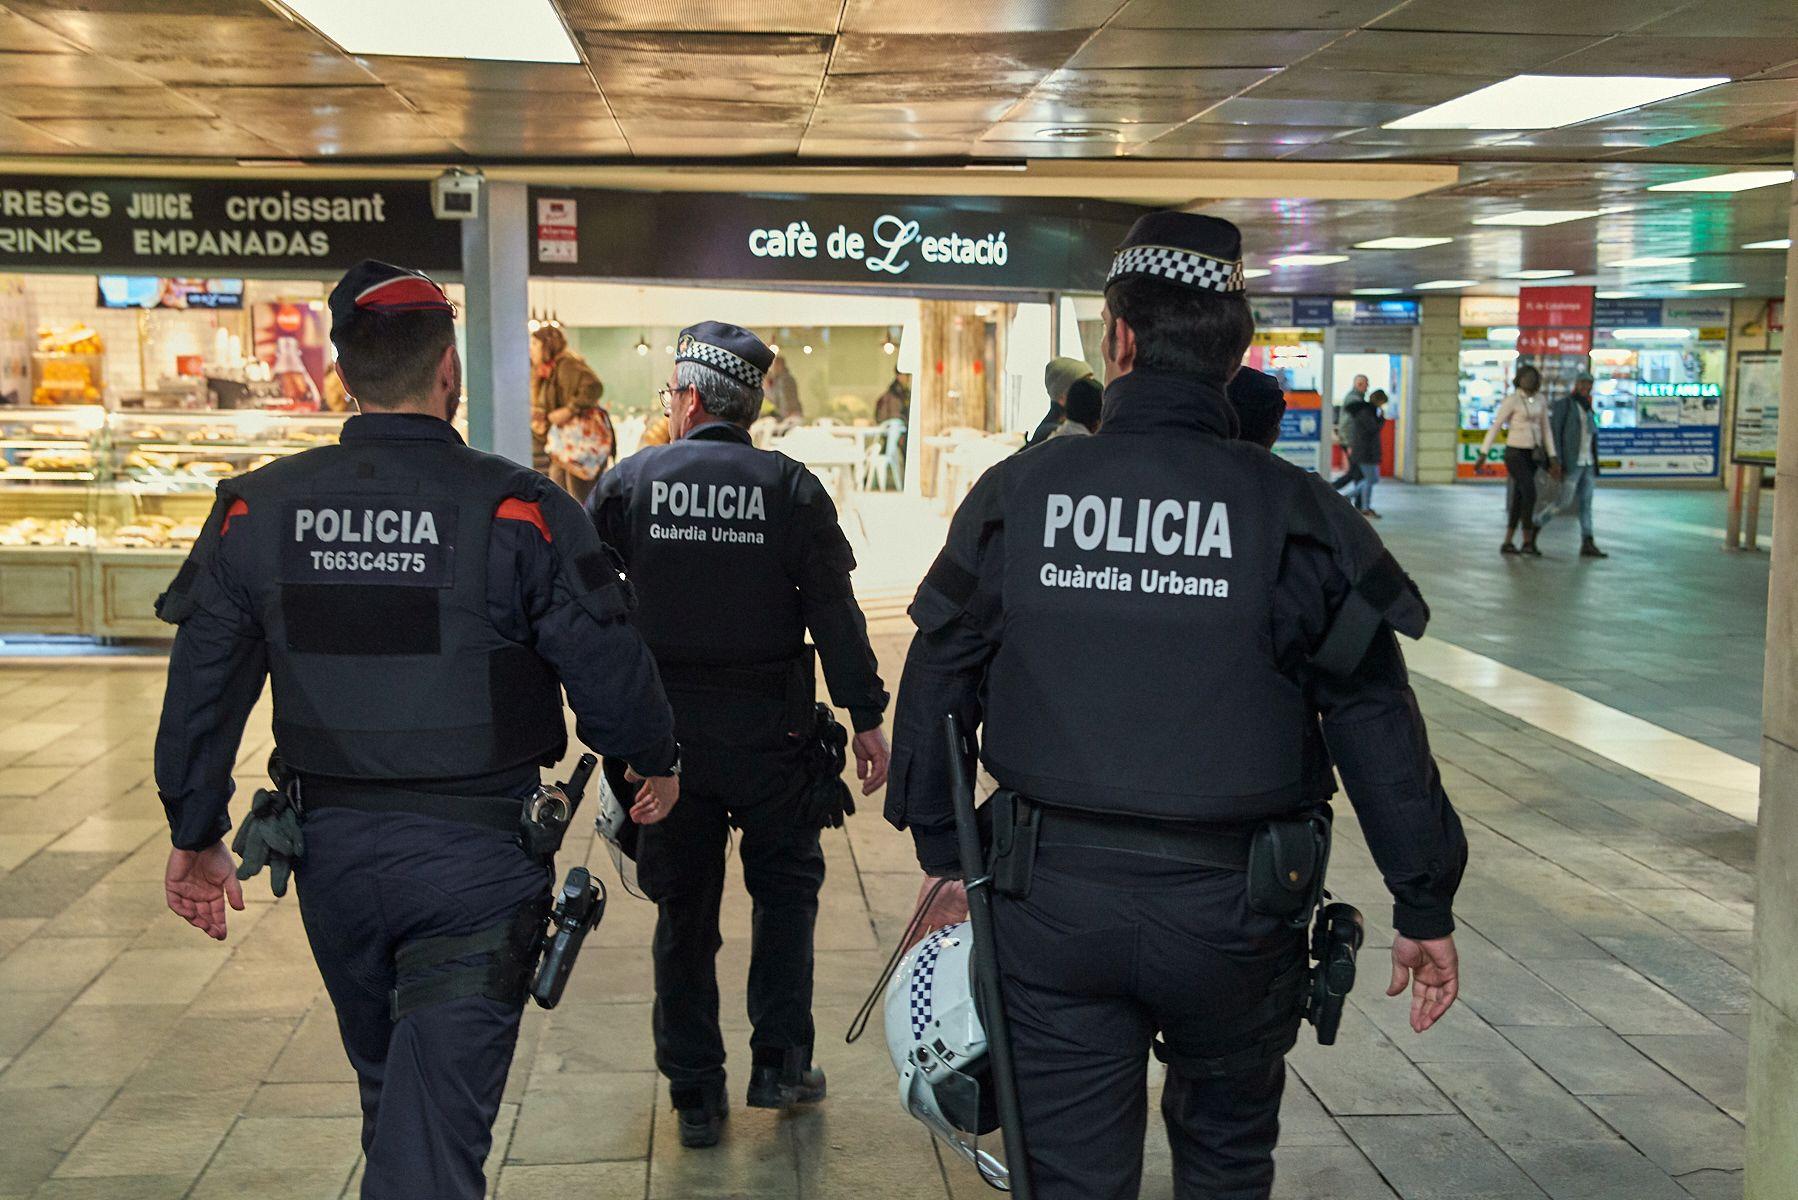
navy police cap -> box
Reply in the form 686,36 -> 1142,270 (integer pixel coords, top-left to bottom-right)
675,321 -> 774,389
1107,211 -> 1246,295
328,259 -> 455,328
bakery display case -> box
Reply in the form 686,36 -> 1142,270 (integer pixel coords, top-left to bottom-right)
0,406 -> 346,637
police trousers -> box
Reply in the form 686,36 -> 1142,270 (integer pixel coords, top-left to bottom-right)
295,808 -> 550,1200
636,757 -> 825,1106
992,843 -> 1306,1200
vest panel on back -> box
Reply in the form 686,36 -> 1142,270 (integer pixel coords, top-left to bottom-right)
226,439 -> 565,781
982,432 -> 1309,821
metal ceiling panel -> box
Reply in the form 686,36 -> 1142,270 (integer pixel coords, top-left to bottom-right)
170,85 -> 418,121
406,88 -> 620,129
0,8 -> 78,52
605,97 -> 811,123
1540,36 -> 1798,77
623,133 -> 802,156
1193,95 -> 1427,127
0,111 -> 75,151
970,137 -> 1137,159
1146,123 -> 1347,147
19,114 -> 287,155
829,30 -> 1088,75
0,84 -> 214,119
979,119 -> 1186,143
359,58 -> 599,94
1370,0 -> 1690,36
798,135 -> 977,157
0,49 -> 156,87
840,0 -> 1118,34
1249,66 -> 1502,104
812,98 -> 1029,126
816,71 -> 1046,105
15,11 -> 313,56
239,112 -> 465,158
1638,0 -> 1798,39
558,0 -> 843,33
1113,0 -> 1399,29
1300,30 -> 1608,76
1009,67 -> 1278,125
1066,28 -> 1344,70
582,32 -> 829,104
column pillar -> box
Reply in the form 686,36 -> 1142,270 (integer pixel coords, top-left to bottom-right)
459,180 -> 531,463
1414,295 -> 1461,484
1745,123 -> 1798,1199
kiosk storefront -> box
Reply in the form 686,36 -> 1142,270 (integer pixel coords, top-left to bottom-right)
1589,297 -> 1728,479
0,174 -> 459,638
1456,295 -> 1520,478
1245,296 -> 1330,471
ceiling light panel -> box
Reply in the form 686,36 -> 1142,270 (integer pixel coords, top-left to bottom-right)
1610,256 -> 1694,268
1505,269 -> 1575,279
1385,75 -> 1728,131
1648,170 -> 1794,193
1269,253 -> 1349,266
1351,288 -> 1404,296
282,0 -> 580,62
1241,268 -> 1272,279
1743,239 -> 1792,250
1355,236 -> 1453,249
1415,279 -> 1480,290
1677,282 -> 1743,291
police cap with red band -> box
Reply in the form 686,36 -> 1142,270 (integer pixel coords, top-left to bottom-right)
328,259 -> 456,327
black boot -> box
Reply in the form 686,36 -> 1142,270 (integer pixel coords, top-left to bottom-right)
747,1063 -> 827,1109
1580,538 -> 1608,559
673,1084 -> 728,1149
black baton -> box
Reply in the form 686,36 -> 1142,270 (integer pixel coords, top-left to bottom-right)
946,714 -> 1033,1199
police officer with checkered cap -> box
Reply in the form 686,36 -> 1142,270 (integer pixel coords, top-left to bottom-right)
591,320 -> 890,1148
153,259 -> 681,1199
888,214 -> 1468,1198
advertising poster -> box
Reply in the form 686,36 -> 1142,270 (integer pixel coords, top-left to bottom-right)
1273,390 -> 1322,470
1732,351 -> 1781,466
252,301 -> 328,411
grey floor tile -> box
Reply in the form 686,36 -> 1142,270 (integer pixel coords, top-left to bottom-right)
1498,1027 -> 1679,1097
1622,1035 -> 1748,1121
0,1087 -> 114,1194
1675,1168 -> 1744,1200
1271,1144 -> 1397,1199
53,1086 -> 253,1180
1288,1008 -> 1454,1117
1417,1059 -> 1615,1146
0,1005 -> 182,1089
495,1162 -> 647,1199
1526,960 -> 1719,1036
1591,935 -> 1750,1016
1582,1093 -> 1743,1176
1507,1139 -> 1693,1200
506,1071 -> 655,1165
1338,1114 -> 1547,1199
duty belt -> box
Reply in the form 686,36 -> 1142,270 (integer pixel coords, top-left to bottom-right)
657,659 -> 792,701
299,779 -> 524,835
1032,805 -> 1253,872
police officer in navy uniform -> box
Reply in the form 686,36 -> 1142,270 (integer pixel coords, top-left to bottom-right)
154,261 -> 682,1200
592,322 -> 890,1148
888,215 -> 1467,1199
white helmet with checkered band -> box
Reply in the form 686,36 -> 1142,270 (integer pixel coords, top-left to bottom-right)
884,922 -> 1010,1186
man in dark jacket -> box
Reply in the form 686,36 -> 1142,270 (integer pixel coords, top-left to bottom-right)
1536,372 -> 1607,558
1332,390 -> 1386,517
1025,356 -> 1097,446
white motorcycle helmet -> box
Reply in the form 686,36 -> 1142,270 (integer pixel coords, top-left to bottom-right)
593,762 -> 646,900
884,922 -> 1010,1187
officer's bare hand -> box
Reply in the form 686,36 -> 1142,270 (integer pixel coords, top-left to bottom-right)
1388,933 -> 1459,1033
164,841 -> 245,941
853,728 -> 891,795
902,873 -> 970,952
627,772 -> 680,825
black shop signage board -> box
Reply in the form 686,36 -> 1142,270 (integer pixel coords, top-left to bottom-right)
527,188 -> 1143,292
0,176 -> 461,274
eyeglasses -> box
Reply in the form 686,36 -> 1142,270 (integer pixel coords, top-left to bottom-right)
657,384 -> 690,414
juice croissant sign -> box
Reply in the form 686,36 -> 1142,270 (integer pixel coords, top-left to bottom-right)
526,188 -> 1139,291
0,176 -> 460,273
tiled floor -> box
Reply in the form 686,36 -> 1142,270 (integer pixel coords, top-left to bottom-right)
0,482 -> 1764,1199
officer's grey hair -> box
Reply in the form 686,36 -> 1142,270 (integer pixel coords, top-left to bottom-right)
676,360 -> 762,427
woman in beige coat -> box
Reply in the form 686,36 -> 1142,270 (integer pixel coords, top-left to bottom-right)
529,326 -> 609,504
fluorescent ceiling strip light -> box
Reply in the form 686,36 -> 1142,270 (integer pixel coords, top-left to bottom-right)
1610,255 -> 1694,268
1354,236 -> 1453,250
1350,287 -> 1403,295
1472,210 -> 1602,227
1269,253 -> 1349,266
1241,268 -> 1272,279
1595,291 -> 1641,299
280,0 -> 580,61
1613,328 -> 1694,339
1648,170 -> 1794,193
1415,279 -> 1480,290
1505,269 -> 1575,279
1676,282 -> 1743,291
1385,74 -> 1727,130
1742,238 -> 1792,250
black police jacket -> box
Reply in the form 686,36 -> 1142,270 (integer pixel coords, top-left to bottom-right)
888,370 -> 1467,940
154,413 -> 678,849
593,421 -> 887,747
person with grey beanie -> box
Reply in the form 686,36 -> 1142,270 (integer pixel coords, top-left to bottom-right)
1026,355 -> 1097,446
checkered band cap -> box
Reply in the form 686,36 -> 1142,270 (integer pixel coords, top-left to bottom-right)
676,334 -> 763,388
1107,243 -> 1245,293
909,927 -> 951,1039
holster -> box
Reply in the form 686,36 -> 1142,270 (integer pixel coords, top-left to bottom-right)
987,790 -> 1041,899
1246,811 -> 1331,928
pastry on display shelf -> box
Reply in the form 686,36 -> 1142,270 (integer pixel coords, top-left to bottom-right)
20,449 -> 95,473
111,523 -> 169,548
0,516 -> 95,547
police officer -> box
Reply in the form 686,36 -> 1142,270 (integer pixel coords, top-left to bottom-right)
888,214 -> 1467,1200
591,322 -> 890,1148
154,261 -> 682,1200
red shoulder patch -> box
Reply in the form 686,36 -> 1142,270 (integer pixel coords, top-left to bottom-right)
220,498 -> 249,535
496,497 -> 552,542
